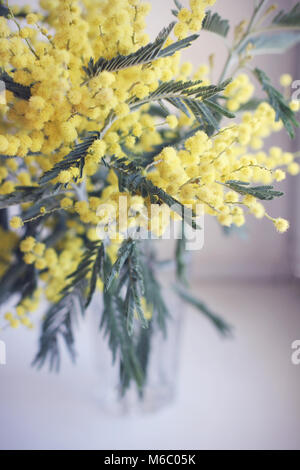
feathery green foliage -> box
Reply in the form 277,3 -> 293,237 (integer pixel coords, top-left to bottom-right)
0,184 -> 63,209
175,285 -> 232,336
102,239 -> 169,392
62,241 -> 105,308
225,180 -> 284,201
106,239 -> 148,335
83,22 -> 198,79
33,292 -> 84,371
128,79 -> 234,131
2,0 -> 297,399
254,68 -> 299,138
272,2 -> 300,28
202,11 -> 230,38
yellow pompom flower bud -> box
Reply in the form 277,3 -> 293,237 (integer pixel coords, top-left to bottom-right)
166,115 -> 178,129
20,236 -> 35,252
218,214 -> 233,227
10,216 -> 23,229
21,317 -> 32,328
288,162 -> 300,175
250,202 -> 265,219
23,253 -> 36,264
60,197 -> 73,209
280,74 -> 292,87
289,100 -> 300,112
273,218 -> 290,233
68,90 -> 82,105
178,8 -> 192,22
58,170 -> 72,184
132,84 -> 149,99
4,312 -> 13,321
0,136 -> 8,153
60,122 -> 77,143
33,242 -> 45,256
98,71 -> 115,87
174,22 -> 188,40
29,96 -> 45,111
35,258 -> 47,270
225,191 -> 239,203
10,318 -> 20,329
19,28 -> 32,39
26,13 -> 39,25
16,306 -> 26,317
274,169 -> 286,182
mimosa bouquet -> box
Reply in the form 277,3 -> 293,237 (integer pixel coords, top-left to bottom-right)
0,0 -> 299,394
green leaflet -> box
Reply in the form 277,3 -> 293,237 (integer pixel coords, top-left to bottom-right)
101,288 -> 144,393
171,0 -> 183,16
225,180 -> 284,200
254,68 -> 299,138
237,98 -> 263,112
175,285 -> 232,337
0,69 -> 31,100
102,242 -> 169,393
105,239 -> 148,335
33,292 -> 84,371
202,11 -> 230,38
0,184 -> 64,210
105,238 -> 135,292
272,2 -> 300,27
62,240 -> 104,308
141,256 -> 169,336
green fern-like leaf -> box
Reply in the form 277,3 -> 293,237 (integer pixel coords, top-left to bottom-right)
83,22 -> 198,80
254,68 -> 299,138
129,79 -> 234,131
0,184 -> 63,209
33,292 -> 83,371
175,285 -> 232,336
272,2 -> 300,27
202,10 -> 230,38
62,240 -> 104,308
225,180 -> 284,200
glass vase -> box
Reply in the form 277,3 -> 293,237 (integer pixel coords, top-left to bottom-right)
89,283 -> 184,415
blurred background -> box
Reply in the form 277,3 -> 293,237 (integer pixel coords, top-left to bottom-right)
0,0 -> 300,450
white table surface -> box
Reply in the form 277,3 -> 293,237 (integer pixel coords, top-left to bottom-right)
1,281 -> 300,450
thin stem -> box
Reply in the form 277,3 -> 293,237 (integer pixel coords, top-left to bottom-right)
218,0 -> 268,84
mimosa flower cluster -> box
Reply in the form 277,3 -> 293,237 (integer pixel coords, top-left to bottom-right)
0,0 -> 298,335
